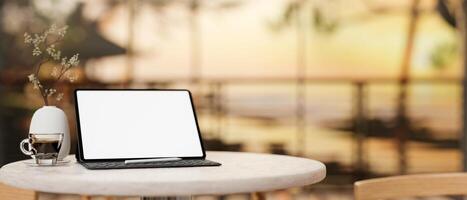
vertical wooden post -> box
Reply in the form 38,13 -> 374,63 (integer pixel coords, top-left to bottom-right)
459,0 -> 467,171
354,81 -> 367,176
215,82 -> 224,138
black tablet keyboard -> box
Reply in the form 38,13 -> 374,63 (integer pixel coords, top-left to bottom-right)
81,159 -> 221,170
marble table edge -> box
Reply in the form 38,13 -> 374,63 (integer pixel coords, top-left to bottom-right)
0,152 -> 327,196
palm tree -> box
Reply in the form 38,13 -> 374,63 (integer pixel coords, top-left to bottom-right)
124,0 -> 137,85
185,0 -> 241,83
266,0 -> 310,156
395,0 -> 421,174
188,0 -> 201,83
294,0 -> 307,156
270,0 -> 435,174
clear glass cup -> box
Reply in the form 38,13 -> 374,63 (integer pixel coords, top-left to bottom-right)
20,133 -> 64,166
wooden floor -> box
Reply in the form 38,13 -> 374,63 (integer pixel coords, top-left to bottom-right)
35,187 -> 465,200
35,187 -> 354,200
10,184 -> 463,200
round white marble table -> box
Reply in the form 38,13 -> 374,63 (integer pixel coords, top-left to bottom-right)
0,151 -> 326,198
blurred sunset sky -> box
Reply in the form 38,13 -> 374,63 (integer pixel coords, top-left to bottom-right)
74,0 -> 462,82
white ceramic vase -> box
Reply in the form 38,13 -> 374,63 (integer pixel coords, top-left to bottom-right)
29,106 -> 70,160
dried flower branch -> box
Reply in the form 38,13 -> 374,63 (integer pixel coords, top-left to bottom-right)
24,24 -> 79,106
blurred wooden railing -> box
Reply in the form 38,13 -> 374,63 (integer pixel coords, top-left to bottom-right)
0,76 -> 462,175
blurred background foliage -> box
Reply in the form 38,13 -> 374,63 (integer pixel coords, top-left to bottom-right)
1,0 -> 467,199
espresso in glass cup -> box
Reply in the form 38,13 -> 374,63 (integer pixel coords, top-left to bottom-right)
20,133 -> 63,166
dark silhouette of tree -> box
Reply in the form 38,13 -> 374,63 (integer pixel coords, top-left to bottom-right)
269,0 -> 461,175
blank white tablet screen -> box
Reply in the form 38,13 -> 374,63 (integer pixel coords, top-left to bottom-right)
76,90 -> 204,159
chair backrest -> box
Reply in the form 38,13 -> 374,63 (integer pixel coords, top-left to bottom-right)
0,183 -> 37,200
354,173 -> 467,200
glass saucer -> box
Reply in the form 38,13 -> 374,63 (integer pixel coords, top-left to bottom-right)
24,158 -> 71,167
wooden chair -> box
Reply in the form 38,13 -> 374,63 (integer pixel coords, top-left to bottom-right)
0,183 -> 37,200
0,183 -> 111,200
354,173 -> 467,200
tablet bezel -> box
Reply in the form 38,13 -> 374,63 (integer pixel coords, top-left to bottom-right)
74,88 -> 207,162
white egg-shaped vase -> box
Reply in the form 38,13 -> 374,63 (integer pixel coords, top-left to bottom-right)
29,106 -> 70,160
